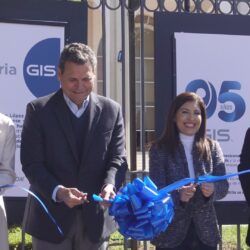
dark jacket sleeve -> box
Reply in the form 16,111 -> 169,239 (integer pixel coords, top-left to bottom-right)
149,144 -> 181,207
21,103 -> 60,199
102,103 -> 127,190
149,144 -> 167,189
238,128 -> 250,206
212,140 -> 229,201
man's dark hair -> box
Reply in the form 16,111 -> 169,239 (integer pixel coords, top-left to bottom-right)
58,43 -> 97,73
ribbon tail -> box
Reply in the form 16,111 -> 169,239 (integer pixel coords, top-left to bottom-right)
1,184 -> 64,236
197,169 -> 250,184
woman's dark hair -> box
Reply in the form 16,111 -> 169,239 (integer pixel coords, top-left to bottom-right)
157,92 -> 211,162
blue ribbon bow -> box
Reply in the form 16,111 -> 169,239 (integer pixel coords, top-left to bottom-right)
93,169 -> 250,240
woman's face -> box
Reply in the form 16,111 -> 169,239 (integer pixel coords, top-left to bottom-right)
175,101 -> 202,136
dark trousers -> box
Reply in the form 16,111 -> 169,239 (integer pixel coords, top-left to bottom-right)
156,222 -> 217,250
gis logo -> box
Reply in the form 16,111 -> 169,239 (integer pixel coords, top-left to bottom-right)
186,79 -> 246,122
23,38 -> 61,97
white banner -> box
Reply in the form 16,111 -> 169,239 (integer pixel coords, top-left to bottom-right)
0,22 -> 64,196
175,32 -> 249,201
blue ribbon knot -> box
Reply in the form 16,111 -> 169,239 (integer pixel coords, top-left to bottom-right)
93,169 -> 250,240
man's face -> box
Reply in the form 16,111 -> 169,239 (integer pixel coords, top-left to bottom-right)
58,61 -> 95,107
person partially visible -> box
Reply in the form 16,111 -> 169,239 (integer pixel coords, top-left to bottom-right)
238,128 -> 250,246
21,43 -> 127,250
149,92 -> 229,250
0,113 -> 16,250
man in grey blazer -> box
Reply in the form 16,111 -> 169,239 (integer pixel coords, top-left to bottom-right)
0,113 -> 16,250
21,43 -> 127,250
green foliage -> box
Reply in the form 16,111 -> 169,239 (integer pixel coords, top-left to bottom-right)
7,225 -> 250,250
8,226 -> 32,250
108,226 -> 250,249
221,225 -> 250,250
109,231 -> 125,249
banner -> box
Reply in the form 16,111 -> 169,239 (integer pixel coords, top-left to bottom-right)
175,32 -> 249,201
0,21 -> 65,196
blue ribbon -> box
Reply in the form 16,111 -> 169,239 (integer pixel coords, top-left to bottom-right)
93,170 -> 250,240
0,184 -> 63,236
93,176 -> 174,240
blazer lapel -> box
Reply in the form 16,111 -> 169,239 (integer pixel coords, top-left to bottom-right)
80,93 -> 101,164
52,90 -> 79,163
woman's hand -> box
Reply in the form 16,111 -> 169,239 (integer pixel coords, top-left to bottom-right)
201,182 -> 215,197
179,183 -> 197,202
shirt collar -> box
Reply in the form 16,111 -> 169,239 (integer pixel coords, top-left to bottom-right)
63,94 -> 90,118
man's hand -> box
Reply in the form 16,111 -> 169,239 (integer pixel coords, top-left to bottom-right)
100,184 -> 116,207
56,186 -> 88,208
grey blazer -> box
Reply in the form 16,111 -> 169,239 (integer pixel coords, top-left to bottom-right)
0,113 -> 16,250
21,90 -> 127,243
149,139 -> 228,248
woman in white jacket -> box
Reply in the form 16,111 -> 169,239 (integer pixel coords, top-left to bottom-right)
0,113 -> 16,250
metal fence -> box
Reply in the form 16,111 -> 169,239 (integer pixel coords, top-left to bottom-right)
82,1 -> 250,250
83,0 -> 250,179
19,0 -> 250,249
